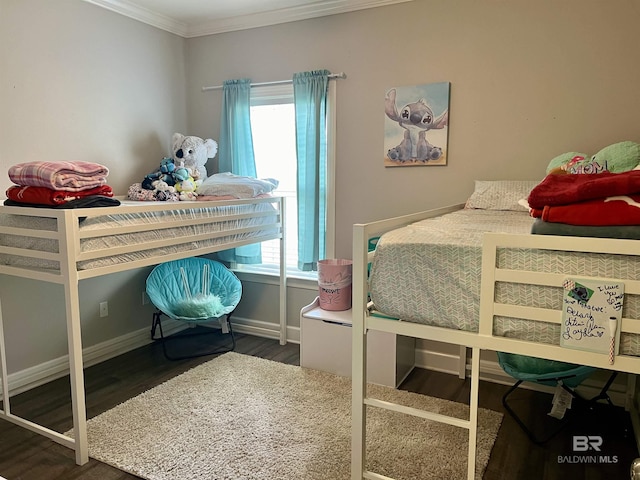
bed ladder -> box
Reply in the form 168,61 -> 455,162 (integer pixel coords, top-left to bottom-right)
351,204 -> 481,480
351,324 -> 482,480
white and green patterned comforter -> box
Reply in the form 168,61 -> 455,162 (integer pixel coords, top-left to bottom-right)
368,209 -> 640,356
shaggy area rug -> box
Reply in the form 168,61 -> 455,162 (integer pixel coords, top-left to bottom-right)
68,352 -> 502,479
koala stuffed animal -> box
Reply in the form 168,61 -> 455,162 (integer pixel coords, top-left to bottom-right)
171,133 -> 218,183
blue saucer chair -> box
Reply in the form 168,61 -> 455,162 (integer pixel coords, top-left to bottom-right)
147,257 -> 242,360
497,352 -> 617,444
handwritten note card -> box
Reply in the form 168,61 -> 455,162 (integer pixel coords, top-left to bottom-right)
560,277 -> 624,354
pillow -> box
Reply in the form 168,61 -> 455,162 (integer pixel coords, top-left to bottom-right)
196,172 -> 279,198
546,141 -> 640,175
465,180 -> 540,211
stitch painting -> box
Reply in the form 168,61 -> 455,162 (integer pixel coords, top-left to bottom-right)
384,82 -> 450,167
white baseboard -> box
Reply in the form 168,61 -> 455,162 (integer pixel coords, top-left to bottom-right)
415,346 -> 631,407
0,320 -> 630,409
3,318 -> 187,397
231,315 -> 300,344
2,316 -> 295,397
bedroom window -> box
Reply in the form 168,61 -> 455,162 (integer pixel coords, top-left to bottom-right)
233,82 -> 336,280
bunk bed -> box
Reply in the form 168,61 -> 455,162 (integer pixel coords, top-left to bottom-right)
0,195 -> 286,465
351,185 -> 640,479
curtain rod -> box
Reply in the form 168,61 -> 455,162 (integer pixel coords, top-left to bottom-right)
202,72 -> 346,92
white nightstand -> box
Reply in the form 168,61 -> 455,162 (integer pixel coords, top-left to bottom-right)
300,297 -> 415,387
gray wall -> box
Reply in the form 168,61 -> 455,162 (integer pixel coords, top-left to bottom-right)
186,0 -> 640,259
0,0 -> 187,372
0,0 -> 188,195
2,0 -> 640,374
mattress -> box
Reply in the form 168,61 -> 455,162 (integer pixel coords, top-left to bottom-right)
0,201 -> 279,271
368,209 -> 640,355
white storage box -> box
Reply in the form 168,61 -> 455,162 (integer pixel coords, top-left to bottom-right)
300,297 -> 415,387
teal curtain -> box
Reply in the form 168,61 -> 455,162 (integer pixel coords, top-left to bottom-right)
293,70 -> 330,271
218,79 -> 257,177
217,78 -> 261,264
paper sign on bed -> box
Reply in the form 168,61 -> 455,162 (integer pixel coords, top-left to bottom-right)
560,277 -> 624,355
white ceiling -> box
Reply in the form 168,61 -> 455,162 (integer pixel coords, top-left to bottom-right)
84,0 -> 413,38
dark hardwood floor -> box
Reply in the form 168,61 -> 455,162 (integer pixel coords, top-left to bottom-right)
0,331 -> 636,479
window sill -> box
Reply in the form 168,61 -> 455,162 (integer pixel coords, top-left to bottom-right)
232,269 -> 318,290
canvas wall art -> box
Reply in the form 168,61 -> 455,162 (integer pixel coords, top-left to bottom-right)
384,82 -> 450,167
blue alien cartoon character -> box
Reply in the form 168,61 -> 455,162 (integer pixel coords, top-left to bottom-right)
385,88 -> 449,163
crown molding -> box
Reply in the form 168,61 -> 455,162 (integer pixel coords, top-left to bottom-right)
83,0 -> 413,38
82,0 -> 190,36
185,0 -> 414,37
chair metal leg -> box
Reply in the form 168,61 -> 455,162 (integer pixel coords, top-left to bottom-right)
503,371 -> 620,445
589,371 -> 618,406
502,380 -> 570,445
150,310 -> 236,361
151,310 -> 163,340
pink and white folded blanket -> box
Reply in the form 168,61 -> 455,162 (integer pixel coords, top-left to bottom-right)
8,161 -> 109,191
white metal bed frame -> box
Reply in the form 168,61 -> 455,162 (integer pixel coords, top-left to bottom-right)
0,195 -> 287,466
351,203 -> 640,480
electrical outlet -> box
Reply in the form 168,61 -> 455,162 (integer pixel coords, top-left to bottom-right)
99,301 -> 108,317
142,291 -> 150,305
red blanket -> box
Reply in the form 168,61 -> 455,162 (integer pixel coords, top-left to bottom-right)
530,195 -> 640,226
6,184 -> 113,206
528,170 -> 640,209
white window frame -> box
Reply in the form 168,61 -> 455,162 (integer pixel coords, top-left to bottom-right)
232,81 -> 336,282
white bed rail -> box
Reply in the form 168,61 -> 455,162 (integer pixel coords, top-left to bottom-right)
0,195 -> 288,465
351,204 -> 640,480
0,196 -> 284,278
480,232 -> 640,373
351,204 -> 469,480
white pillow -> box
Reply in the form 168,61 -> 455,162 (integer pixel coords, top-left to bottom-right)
465,180 -> 540,211
196,172 -> 279,198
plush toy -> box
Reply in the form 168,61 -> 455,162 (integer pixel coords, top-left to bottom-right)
172,164 -> 191,183
546,141 -> 640,175
142,156 -> 194,190
176,176 -> 198,201
151,180 -> 179,202
143,157 -> 177,189
171,133 -> 218,183
159,158 -> 177,184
